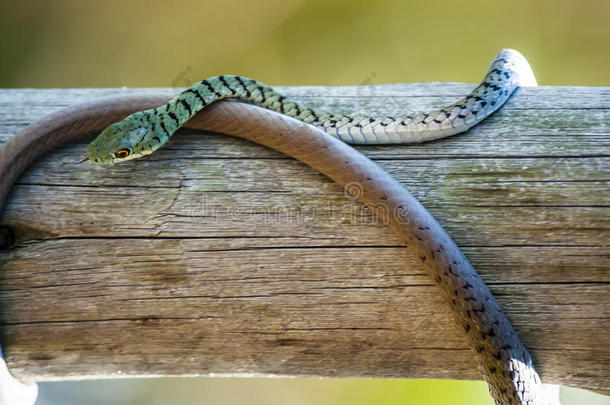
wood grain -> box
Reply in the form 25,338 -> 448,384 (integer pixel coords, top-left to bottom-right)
0,85 -> 608,393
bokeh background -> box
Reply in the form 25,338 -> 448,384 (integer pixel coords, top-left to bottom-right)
1,0 -> 609,88
1,0 -> 609,404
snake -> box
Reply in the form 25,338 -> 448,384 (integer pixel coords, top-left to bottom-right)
0,49 -> 557,405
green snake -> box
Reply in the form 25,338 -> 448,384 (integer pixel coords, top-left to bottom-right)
0,49 -> 557,405
86,48 -> 537,163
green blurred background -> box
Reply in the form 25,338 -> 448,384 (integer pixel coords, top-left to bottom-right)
1,0 -> 609,404
1,0 -> 609,88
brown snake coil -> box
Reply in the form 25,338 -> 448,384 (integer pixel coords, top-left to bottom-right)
0,97 -> 558,404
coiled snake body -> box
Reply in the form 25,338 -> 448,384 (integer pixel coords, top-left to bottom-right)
0,49 -> 556,404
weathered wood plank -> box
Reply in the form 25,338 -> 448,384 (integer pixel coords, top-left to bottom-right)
0,86 -> 608,393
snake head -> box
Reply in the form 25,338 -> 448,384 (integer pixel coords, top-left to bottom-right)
87,114 -> 164,164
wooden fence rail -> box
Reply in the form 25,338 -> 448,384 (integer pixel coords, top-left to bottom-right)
0,84 -> 608,393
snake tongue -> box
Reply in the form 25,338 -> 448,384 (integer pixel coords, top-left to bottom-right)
77,156 -> 89,164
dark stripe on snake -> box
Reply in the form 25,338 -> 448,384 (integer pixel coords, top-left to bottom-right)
168,112 -> 180,126
178,99 -> 193,115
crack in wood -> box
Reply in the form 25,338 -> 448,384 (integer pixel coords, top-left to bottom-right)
0,87 -> 607,391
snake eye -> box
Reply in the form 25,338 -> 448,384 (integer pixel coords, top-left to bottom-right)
114,149 -> 131,159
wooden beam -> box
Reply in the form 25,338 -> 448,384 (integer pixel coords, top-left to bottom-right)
0,85 -> 608,393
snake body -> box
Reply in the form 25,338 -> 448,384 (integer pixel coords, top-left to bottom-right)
0,49 -> 554,404
86,49 -> 537,163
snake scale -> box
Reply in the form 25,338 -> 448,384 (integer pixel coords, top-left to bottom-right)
0,49 -> 557,405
